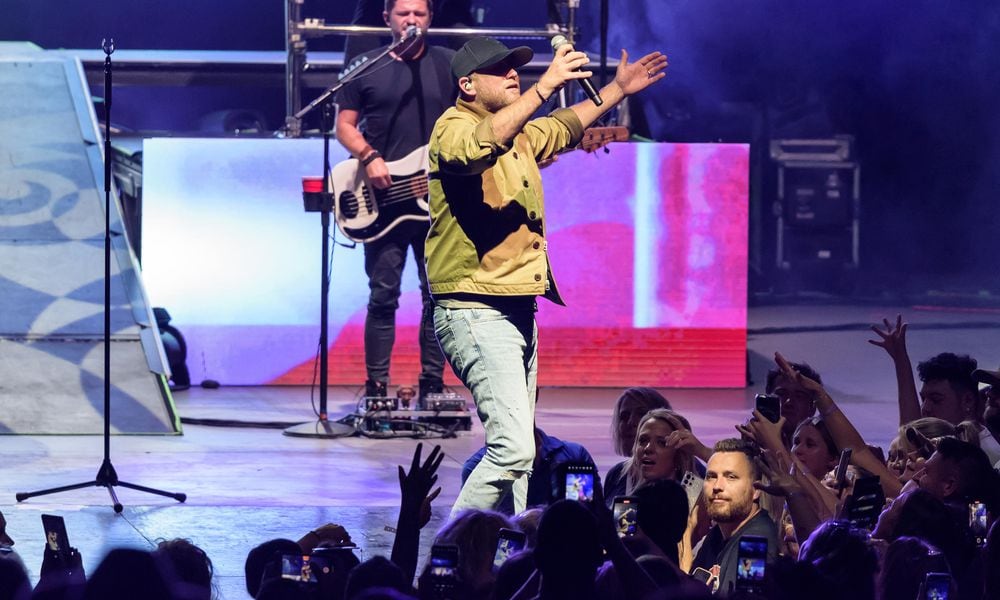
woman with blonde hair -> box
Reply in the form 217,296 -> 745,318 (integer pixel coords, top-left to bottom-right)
603,388 -> 672,506
625,409 -> 703,493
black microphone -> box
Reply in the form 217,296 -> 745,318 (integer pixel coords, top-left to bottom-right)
550,35 -> 603,106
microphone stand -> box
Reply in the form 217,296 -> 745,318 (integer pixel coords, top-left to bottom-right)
15,39 -> 187,512
284,31 -> 419,438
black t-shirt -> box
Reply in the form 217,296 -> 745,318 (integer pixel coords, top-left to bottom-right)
336,45 -> 456,162
691,509 -> 779,596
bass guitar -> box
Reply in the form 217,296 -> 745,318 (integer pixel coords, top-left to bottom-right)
331,144 -> 430,243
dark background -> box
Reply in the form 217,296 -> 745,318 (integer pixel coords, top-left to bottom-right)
4,0 -> 998,301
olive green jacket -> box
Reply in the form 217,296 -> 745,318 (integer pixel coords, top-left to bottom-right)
425,98 -> 584,305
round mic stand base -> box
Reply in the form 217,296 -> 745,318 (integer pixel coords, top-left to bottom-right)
283,419 -> 356,439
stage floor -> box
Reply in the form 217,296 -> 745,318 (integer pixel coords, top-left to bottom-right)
2,302 -> 999,598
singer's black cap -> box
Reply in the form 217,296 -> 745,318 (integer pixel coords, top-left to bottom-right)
451,37 -> 533,80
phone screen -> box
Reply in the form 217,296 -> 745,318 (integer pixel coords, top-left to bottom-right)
613,497 -> 638,537
970,501 -> 988,545
755,394 -> 781,423
430,544 -> 459,579
924,572 -> 951,600
561,465 -> 596,502
41,514 -> 70,558
735,536 -> 767,592
493,528 -> 526,570
280,554 -> 318,583
846,476 -> 885,530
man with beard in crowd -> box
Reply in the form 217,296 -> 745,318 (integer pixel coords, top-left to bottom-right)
690,438 -> 779,595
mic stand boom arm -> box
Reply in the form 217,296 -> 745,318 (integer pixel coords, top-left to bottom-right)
293,32 -> 418,123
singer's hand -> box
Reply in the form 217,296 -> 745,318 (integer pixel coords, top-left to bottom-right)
614,49 -> 668,96
365,158 -> 392,190
538,44 -> 592,99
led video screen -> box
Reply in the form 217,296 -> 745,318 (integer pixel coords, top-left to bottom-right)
142,138 -> 748,388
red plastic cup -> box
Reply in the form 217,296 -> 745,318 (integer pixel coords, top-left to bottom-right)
301,176 -> 325,193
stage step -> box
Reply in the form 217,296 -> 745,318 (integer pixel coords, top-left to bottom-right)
0,50 -> 179,434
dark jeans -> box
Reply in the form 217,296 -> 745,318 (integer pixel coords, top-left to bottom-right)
363,220 -> 444,386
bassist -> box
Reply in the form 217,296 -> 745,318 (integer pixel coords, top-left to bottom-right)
334,0 -> 452,401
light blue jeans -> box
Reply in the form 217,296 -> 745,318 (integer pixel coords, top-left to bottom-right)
434,304 -> 538,517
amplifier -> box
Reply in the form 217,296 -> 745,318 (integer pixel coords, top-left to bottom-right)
421,393 -> 467,412
777,162 -> 858,229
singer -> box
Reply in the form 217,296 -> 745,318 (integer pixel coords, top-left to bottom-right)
425,37 -> 667,515
334,0 -> 452,402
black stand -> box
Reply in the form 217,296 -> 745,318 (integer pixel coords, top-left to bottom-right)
15,40 -> 187,513
284,33 -> 417,439
284,102 -> 354,438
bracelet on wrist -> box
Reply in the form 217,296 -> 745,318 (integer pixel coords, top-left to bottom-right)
361,150 -> 382,167
819,403 -> 840,418
534,84 -> 548,103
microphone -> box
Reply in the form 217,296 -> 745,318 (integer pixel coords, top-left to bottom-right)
550,35 -> 603,106
404,25 -> 421,40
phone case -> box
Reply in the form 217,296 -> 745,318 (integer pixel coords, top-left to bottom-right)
680,471 -> 704,510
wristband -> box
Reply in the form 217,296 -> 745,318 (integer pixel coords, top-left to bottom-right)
819,403 -> 840,418
534,84 -> 548,103
361,150 -> 382,167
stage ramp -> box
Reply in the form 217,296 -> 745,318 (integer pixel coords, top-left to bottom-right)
0,45 -> 179,434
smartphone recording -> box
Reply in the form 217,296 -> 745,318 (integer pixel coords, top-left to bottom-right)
735,535 -> 768,593
754,394 -> 781,423
845,475 -> 885,530
969,501 -> 988,546
280,554 -> 319,583
558,463 -> 597,502
923,572 -> 951,599
834,448 -> 852,489
429,544 -> 459,579
613,496 -> 638,537
492,528 -> 526,570
41,514 -> 71,559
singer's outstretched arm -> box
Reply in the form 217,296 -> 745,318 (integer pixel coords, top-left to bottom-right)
567,49 -> 668,130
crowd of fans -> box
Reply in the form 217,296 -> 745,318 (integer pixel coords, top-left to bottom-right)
1,314 -> 998,599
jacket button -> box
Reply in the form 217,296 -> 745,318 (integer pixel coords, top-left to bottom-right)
534,274 -> 542,282
513,151 -> 519,159
529,211 -> 537,219
523,179 -> 529,188
532,241 -> 540,250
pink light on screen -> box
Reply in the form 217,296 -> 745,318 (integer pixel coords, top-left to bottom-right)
274,142 -> 749,388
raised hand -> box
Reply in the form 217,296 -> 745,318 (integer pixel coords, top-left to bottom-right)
398,442 -> 444,529
666,427 -> 713,462
775,352 -> 825,396
392,443 -> 444,584
537,43 -> 593,98
614,49 -> 668,96
754,450 -> 802,498
738,410 -> 787,454
868,314 -> 909,361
